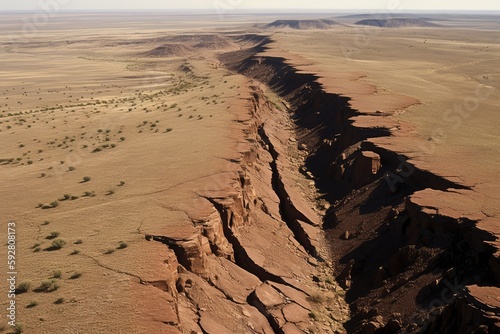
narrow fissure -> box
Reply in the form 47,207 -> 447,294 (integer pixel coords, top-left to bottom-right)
220,34 -> 499,333
202,195 -> 287,285
258,124 -> 319,257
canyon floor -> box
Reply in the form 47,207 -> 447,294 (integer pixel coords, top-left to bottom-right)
0,12 -> 498,334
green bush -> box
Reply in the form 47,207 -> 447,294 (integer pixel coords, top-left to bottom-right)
51,239 -> 66,250
48,231 -> 60,239
13,323 -> 23,334
17,281 -> 31,293
39,279 -> 59,292
26,301 -> 38,308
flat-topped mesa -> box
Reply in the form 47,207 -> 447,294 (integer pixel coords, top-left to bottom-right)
354,18 -> 440,28
263,19 -> 342,30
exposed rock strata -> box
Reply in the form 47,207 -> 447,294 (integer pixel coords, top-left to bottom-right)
144,61 -> 349,332
220,35 -> 499,333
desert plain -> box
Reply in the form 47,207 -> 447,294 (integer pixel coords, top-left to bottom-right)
0,11 -> 498,334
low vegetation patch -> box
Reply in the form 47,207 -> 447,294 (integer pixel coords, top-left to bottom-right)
16,281 -> 32,294
38,279 -> 59,292
70,272 -> 82,279
50,238 -> 66,250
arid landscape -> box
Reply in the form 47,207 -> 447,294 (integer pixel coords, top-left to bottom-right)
0,10 -> 499,334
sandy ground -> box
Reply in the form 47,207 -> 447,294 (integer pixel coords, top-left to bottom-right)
0,11 -> 499,334
0,14 -> 254,333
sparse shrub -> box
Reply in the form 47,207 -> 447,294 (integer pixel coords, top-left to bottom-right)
70,272 -> 82,279
70,195 -> 79,200
119,137 -> 125,141
118,181 -> 125,186
82,176 -> 91,183
50,201 -> 59,208
68,166 -> 75,171
13,323 -> 23,334
70,250 -> 80,255
74,239 -> 83,245
308,311 -> 318,320
26,301 -> 38,308
54,298 -> 64,305
47,232 -> 60,239
40,173 -> 46,177
307,293 -> 325,304
52,270 -> 62,279
106,190 -> 115,196
117,241 -> 128,249
51,238 -> 66,250
17,281 -> 32,293
104,249 -> 115,255
39,279 -> 59,292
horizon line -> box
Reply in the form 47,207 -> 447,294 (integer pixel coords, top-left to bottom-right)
1,8 -> 500,13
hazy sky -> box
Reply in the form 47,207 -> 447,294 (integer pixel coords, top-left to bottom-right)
1,0 -> 499,11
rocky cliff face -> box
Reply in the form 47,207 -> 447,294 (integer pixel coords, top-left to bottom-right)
219,35 -> 500,333
138,34 -> 499,334
144,65 -> 349,332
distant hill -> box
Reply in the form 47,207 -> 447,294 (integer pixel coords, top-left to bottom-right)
139,34 -> 237,58
141,44 -> 193,58
264,19 -> 342,30
354,18 -> 439,28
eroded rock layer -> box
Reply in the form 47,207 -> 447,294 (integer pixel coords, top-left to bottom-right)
219,35 -> 500,333
143,52 -> 349,332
